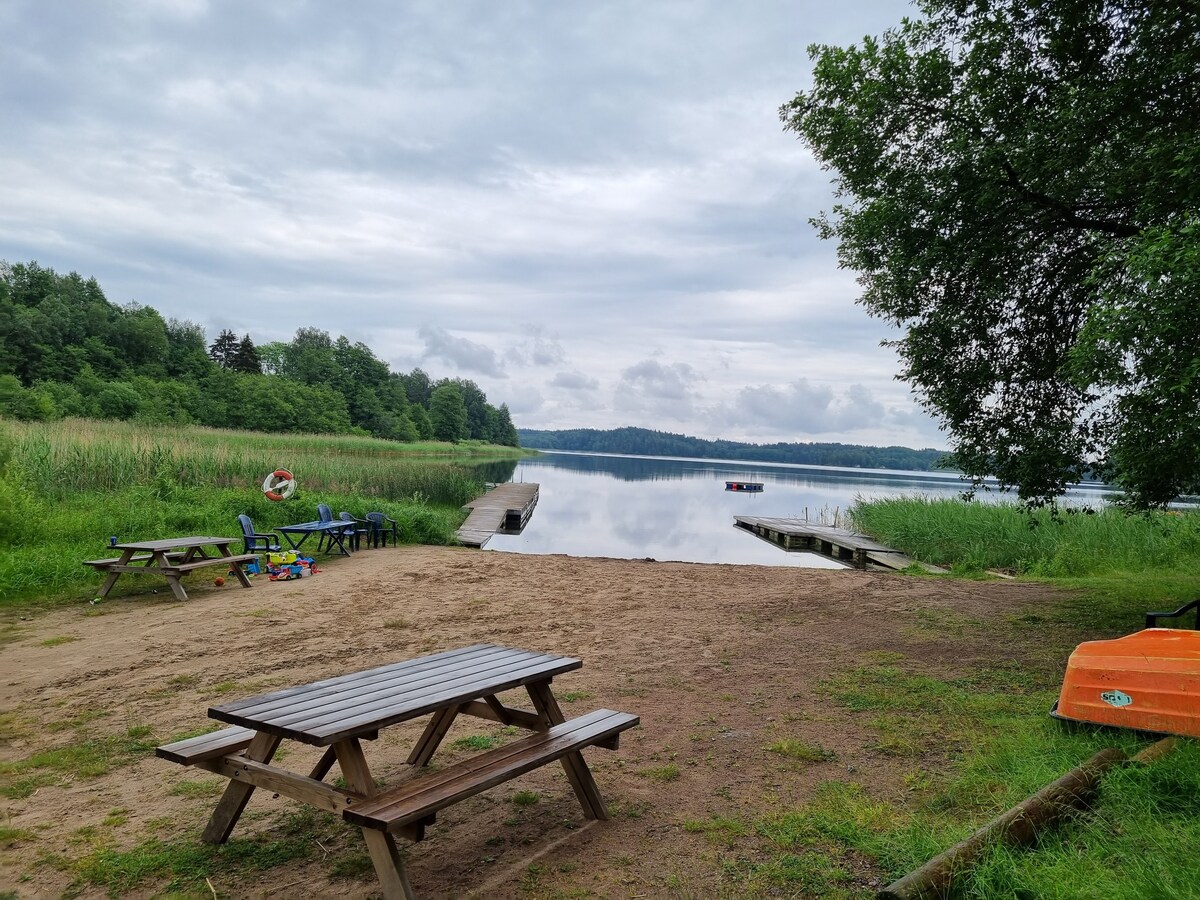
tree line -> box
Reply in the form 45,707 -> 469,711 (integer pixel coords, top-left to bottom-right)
517,427 -> 949,472
0,261 -> 519,445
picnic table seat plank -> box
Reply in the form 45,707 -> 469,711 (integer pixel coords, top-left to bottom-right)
82,551 -> 188,567
156,726 -> 258,764
344,709 -> 639,834
210,646 -> 581,745
160,553 -> 257,575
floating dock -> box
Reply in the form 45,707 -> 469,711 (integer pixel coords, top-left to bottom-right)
733,516 -> 942,572
725,481 -> 764,493
456,483 -> 540,548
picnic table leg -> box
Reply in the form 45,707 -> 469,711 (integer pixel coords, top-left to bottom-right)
96,549 -> 135,599
218,545 -> 254,588
153,550 -> 191,601
201,731 -> 282,843
406,703 -> 461,766
334,738 -> 415,900
526,681 -> 609,820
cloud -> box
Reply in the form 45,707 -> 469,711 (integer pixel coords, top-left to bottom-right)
0,0 -> 941,448
550,371 -> 599,391
615,359 -> 702,420
507,329 -> 566,367
417,326 -> 502,377
715,379 -> 887,435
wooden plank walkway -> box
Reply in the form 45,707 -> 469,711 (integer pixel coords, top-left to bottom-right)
733,516 -> 945,572
456,483 -> 540,549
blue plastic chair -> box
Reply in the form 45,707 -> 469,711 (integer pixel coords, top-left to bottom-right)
238,514 -> 281,554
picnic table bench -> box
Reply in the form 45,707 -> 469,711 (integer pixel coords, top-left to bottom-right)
157,644 -> 639,898
83,536 -> 255,601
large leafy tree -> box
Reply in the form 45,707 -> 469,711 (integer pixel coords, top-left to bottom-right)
428,382 -> 469,443
782,0 -> 1199,507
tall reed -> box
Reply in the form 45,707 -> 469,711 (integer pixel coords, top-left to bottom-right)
0,419 -> 524,606
849,495 -> 1200,576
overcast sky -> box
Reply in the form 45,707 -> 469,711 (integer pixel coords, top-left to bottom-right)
1,0 -> 944,449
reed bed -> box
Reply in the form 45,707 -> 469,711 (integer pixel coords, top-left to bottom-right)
2,419 -> 513,506
849,495 -> 1200,577
0,419 -> 522,606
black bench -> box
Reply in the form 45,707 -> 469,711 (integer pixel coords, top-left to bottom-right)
344,708 -> 639,837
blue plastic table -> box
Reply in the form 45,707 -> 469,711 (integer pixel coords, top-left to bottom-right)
278,520 -> 353,556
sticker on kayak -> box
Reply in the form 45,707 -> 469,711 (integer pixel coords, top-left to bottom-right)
1100,690 -> 1133,708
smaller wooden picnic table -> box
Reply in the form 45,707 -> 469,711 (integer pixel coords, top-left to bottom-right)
156,644 -> 638,898
83,536 -> 255,602
277,520 -> 354,556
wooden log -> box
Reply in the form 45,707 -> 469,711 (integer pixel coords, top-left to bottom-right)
878,747 -> 1128,900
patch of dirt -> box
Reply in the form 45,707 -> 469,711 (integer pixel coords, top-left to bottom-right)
0,547 -> 1068,898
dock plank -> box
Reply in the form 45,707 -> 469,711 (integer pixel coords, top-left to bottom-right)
733,516 -> 945,572
456,483 -> 539,548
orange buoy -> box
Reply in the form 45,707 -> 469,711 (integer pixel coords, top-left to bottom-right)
262,468 -> 296,501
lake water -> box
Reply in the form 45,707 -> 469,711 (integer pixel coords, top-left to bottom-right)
473,451 -> 1119,568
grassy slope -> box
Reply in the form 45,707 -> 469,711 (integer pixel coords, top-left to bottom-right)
0,418 -> 527,607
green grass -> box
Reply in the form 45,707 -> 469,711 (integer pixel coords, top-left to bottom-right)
451,734 -> 501,751
65,808 -> 354,894
682,494 -> 1200,900
0,725 -> 158,798
713,644 -> 1200,899
849,496 -> 1200,578
638,763 -> 681,782
0,417 -> 530,606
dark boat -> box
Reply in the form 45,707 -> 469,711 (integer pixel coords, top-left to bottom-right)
725,481 -> 764,493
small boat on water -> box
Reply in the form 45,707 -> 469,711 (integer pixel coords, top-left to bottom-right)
725,481 -> 764,493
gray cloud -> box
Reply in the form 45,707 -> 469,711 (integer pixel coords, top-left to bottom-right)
550,371 -> 599,391
0,0 -> 943,448
715,379 -> 887,436
417,326 -> 502,377
507,330 -> 566,367
615,359 -> 702,421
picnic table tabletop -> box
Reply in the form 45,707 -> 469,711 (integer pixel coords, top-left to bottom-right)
114,536 -> 240,551
210,643 -> 582,745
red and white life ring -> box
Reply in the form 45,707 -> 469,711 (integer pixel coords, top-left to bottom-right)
262,468 -> 296,501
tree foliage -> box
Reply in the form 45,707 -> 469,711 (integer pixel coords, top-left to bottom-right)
0,261 -> 521,447
782,0 -> 1200,506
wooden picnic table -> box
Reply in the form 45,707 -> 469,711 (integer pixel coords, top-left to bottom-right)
277,519 -> 354,556
157,644 -> 638,898
83,536 -> 256,602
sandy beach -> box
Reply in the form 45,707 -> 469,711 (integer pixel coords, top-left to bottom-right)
0,546 -> 1064,898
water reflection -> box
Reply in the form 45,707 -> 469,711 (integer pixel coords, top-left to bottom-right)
481,451 -> 1119,567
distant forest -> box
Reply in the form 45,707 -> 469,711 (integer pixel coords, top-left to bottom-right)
0,261 -> 518,445
518,427 -> 951,472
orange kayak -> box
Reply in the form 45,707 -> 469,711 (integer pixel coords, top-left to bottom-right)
1053,628 -> 1200,738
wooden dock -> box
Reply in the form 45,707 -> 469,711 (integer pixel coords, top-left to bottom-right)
456,483 -> 540,548
733,516 -> 943,572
